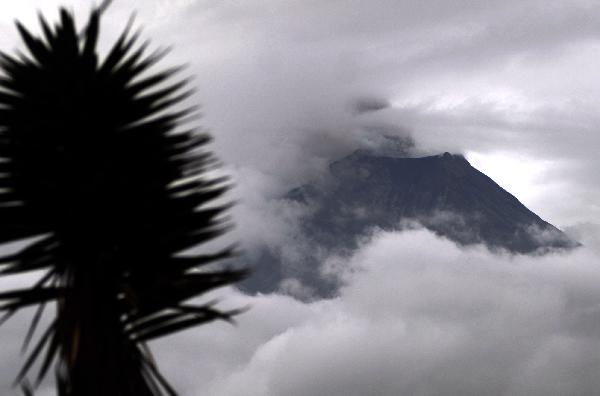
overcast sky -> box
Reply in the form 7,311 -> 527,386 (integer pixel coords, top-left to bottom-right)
0,1 -> 600,395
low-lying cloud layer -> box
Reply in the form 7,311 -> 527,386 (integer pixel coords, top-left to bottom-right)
2,228 -> 599,395
147,228 -> 600,396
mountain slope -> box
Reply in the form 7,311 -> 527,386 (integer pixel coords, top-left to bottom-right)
242,150 -> 578,296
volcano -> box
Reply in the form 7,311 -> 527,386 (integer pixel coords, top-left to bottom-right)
241,150 -> 578,296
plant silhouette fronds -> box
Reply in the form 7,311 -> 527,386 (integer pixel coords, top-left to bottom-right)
0,7 -> 246,395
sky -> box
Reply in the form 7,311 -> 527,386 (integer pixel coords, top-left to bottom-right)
0,0 -> 600,395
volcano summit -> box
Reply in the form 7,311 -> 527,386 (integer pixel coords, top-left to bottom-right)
242,150 -> 578,296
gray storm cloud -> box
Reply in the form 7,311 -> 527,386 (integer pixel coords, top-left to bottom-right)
2,0 -> 595,223
151,0 -> 600,226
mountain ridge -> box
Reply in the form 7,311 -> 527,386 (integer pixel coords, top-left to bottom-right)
241,150 -> 578,297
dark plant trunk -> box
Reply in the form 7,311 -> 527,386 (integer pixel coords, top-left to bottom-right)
59,252 -> 122,395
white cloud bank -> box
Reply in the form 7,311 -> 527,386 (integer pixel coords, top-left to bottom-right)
147,228 -> 600,396
3,228 -> 599,395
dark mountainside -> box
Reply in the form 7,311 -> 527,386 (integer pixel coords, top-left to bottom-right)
242,150 -> 578,297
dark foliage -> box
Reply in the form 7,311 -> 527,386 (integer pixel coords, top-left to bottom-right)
0,6 -> 246,395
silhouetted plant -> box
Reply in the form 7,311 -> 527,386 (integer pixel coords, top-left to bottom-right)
0,5 -> 246,395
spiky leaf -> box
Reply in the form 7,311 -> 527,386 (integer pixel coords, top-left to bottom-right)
0,7 -> 246,395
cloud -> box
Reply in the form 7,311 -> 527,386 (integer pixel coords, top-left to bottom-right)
1,0 -> 597,226
565,222 -> 600,255
143,228 -> 600,396
3,228 -> 600,395
0,1 -> 599,395
137,0 -> 599,229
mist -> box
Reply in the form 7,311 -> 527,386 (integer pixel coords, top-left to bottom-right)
0,1 -> 598,395
150,228 -> 600,396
